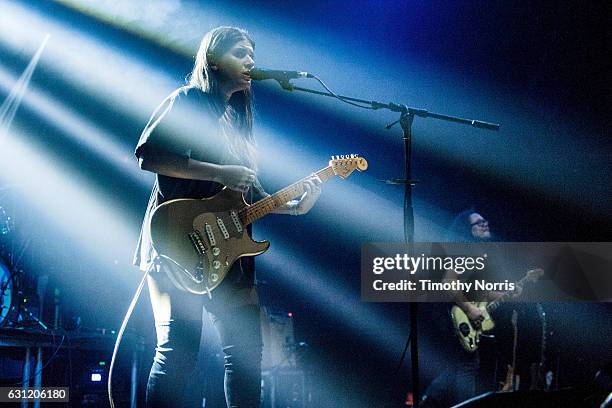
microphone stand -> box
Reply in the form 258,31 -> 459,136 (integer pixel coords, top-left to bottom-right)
266,79 -> 499,407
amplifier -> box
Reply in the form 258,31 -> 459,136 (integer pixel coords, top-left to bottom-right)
261,368 -> 307,408
0,327 -> 143,407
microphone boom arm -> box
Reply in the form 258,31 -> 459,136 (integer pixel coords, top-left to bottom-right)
278,84 -> 500,130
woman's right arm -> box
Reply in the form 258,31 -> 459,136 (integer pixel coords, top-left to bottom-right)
139,152 -> 255,192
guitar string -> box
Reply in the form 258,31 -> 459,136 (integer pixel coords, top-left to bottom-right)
238,166 -> 334,225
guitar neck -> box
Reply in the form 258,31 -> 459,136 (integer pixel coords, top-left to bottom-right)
511,311 -> 518,367
239,166 -> 336,226
486,274 -> 530,313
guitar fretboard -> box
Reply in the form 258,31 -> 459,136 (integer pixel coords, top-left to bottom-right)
238,166 -> 336,225
487,274 -> 531,313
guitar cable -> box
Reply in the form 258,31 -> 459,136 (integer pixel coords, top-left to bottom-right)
157,253 -> 212,299
309,74 -> 376,110
108,265 -> 151,408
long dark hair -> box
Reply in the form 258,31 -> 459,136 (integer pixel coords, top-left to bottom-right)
187,26 -> 257,169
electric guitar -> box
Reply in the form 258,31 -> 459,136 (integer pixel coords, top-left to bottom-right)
529,303 -> 547,390
449,268 -> 544,352
500,309 -> 519,391
148,155 -> 368,295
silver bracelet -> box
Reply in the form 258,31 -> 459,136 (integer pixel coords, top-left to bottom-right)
290,200 -> 300,216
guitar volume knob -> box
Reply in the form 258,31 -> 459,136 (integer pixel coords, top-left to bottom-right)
213,260 -> 221,269
212,247 -> 220,256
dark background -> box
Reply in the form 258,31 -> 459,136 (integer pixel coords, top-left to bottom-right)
0,1 -> 610,407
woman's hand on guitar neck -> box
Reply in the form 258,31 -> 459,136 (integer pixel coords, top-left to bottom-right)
293,174 -> 322,215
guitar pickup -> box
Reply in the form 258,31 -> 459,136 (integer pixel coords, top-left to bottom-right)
188,230 -> 207,255
230,211 -> 243,233
216,218 -> 230,240
205,223 -> 216,246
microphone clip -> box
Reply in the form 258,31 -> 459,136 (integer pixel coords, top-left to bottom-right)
276,79 -> 294,91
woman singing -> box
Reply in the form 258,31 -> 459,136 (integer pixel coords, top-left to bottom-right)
134,26 -> 322,407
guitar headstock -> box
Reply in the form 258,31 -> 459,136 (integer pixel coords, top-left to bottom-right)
329,154 -> 368,179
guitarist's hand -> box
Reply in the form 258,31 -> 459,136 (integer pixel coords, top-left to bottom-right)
511,285 -> 523,299
216,165 -> 256,193
466,305 -> 485,329
294,175 -> 322,215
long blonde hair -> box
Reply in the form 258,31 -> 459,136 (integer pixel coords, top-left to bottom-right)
188,26 -> 257,170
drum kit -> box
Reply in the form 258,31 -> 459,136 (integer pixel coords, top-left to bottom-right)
0,204 -> 15,327
0,195 -> 36,329
0,187 -> 65,331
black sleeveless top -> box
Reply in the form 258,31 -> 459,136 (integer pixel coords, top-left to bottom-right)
133,87 -> 265,288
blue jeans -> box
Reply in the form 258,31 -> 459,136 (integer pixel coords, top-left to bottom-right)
145,270 -> 262,408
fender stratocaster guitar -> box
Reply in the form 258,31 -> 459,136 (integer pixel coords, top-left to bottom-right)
500,309 -> 519,391
449,268 -> 543,352
149,155 -> 368,295
529,303 -> 547,390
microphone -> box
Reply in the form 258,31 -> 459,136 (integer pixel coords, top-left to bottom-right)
249,68 -> 312,81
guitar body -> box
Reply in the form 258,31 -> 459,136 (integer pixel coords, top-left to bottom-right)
149,188 -> 270,295
500,366 -> 516,392
450,302 -> 495,352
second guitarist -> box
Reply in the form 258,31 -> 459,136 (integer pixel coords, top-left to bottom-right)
421,210 -> 522,408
